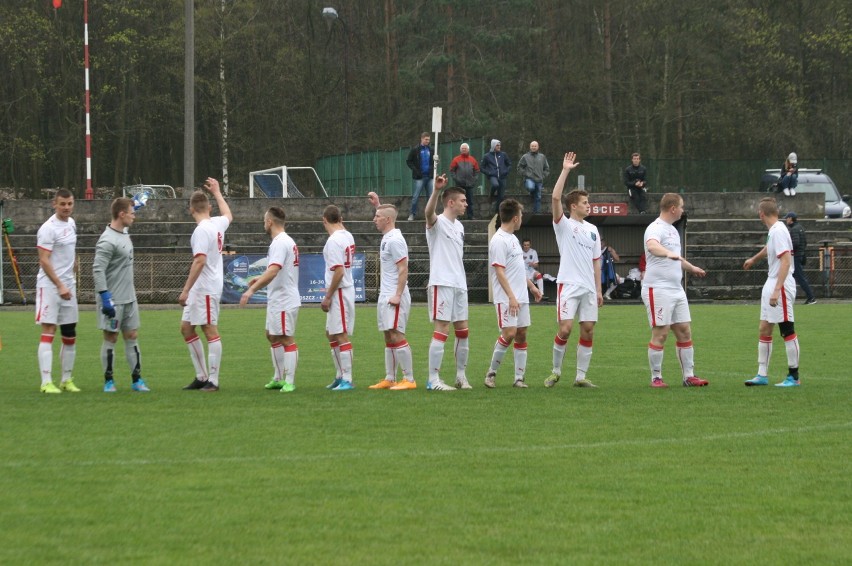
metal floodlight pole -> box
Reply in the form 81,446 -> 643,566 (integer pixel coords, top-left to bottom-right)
184,0 -> 195,196
432,107 -> 442,182
83,0 -> 94,199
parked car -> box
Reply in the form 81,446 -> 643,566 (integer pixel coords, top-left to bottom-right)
761,169 -> 851,218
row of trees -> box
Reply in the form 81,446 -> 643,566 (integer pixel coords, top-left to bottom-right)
0,0 -> 849,196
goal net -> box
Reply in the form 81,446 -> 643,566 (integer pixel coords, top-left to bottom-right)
249,166 -> 328,198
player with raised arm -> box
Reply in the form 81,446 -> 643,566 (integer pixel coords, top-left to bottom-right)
485,199 -> 542,389
321,205 -> 357,391
642,193 -> 708,388
544,152 -> 603,389
743,197 -> 803,387
367,198 -> 416,390
240,206 -> 301,393
180,178 -> 232,392
424,174 -> 472,391
93,197 -> 150,392
35,189 -> 80,393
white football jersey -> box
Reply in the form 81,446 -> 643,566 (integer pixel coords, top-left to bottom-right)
36,214 -> 77,289
190,216 -> 230,295
426,214 -> 467,289
379,228 -> 409,295
324,229 -> 355,288
266,232 -> 301,311
523,248 -> 539,278
767,220 -> 795,281
643,218 -> 684,290
553,215 -> 601,292
490,228 -> 529,305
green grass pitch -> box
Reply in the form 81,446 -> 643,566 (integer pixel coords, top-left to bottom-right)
0,303 -> 850,564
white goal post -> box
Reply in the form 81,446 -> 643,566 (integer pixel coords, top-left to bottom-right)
249,166 -> 329,198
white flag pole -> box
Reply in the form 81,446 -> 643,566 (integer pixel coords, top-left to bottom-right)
431,107 -> 443,182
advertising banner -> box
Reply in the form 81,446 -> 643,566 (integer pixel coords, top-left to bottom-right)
222,253 -> 366,304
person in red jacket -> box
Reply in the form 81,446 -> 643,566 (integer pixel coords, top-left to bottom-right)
449,143 -> 480,220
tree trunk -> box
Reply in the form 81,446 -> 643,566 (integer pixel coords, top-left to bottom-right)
220,0 -> 229,194
603,1 -> 618,154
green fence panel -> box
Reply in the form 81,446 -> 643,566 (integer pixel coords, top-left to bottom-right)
316,149 -> 850,197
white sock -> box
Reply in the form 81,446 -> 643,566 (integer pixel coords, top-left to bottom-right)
38,334 -> 54,385
576,339 -> 592,380
428,332 -> 448,382
60,337 -> 76,382
489,335 -> 510,373
536,277 -> 544,294
339,342 -> 353,382
676,340 -> 694,379
395,341 -> 414,382
185,336 -> 208,380
125,338 -> 141,379
271,344 -> 286,382
552,335 -> 568,375
101,340 -> 116,380
513,342 -> 528,382
784,334 -> 800,371
384,345 -> 395,381
454,329 -> 469,379
207,336 -> 222,386
758,335 -> 772,376
648,343 -> 664,380
329,341 -> 343,379
283,344 -> 298,385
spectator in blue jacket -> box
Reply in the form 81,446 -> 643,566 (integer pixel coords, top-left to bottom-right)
480,139 -> 511,215
405,132 -> 437,220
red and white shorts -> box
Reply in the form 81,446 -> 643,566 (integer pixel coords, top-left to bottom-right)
377,291 -> 410,333
557,283 -> 598,323
266,307 -> 299,337
35,286 -> 79,326
494,302 -> 531,329
182,292 -> 220,326
326,286 -> 356,335
761,277 -> 796,323
642,286 -> 691,328
427,285 -> 469,323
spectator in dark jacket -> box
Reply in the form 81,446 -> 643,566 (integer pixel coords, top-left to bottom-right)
405,132 -> 437,220
623,152 -> 648,214
784,212 -> 816,304
480,139 -> 511,215
449,143 -> 480,219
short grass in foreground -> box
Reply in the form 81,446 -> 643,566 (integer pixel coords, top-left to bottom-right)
0,303 -> 849,564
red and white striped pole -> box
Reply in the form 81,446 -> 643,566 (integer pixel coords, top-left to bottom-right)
83,0 -> 94,199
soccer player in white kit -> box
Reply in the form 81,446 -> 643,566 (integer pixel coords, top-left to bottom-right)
93,197 -> 150,392
743,197 -> 803,387
522,238 -> 545,297
485,199 -> 542,388
367,202 -> 417,390
239,206 -> 301,393
179,178 -> 232,392
321,205 -> 357,391
545,152 -> 602,389
34,189 -> 80,394
642,193 -> 708,388
424,174 -> 472,391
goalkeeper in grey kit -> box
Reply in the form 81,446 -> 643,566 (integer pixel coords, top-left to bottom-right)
92,197 -> 149,392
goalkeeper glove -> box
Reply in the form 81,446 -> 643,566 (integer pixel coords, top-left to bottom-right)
99,290 -> 116,318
